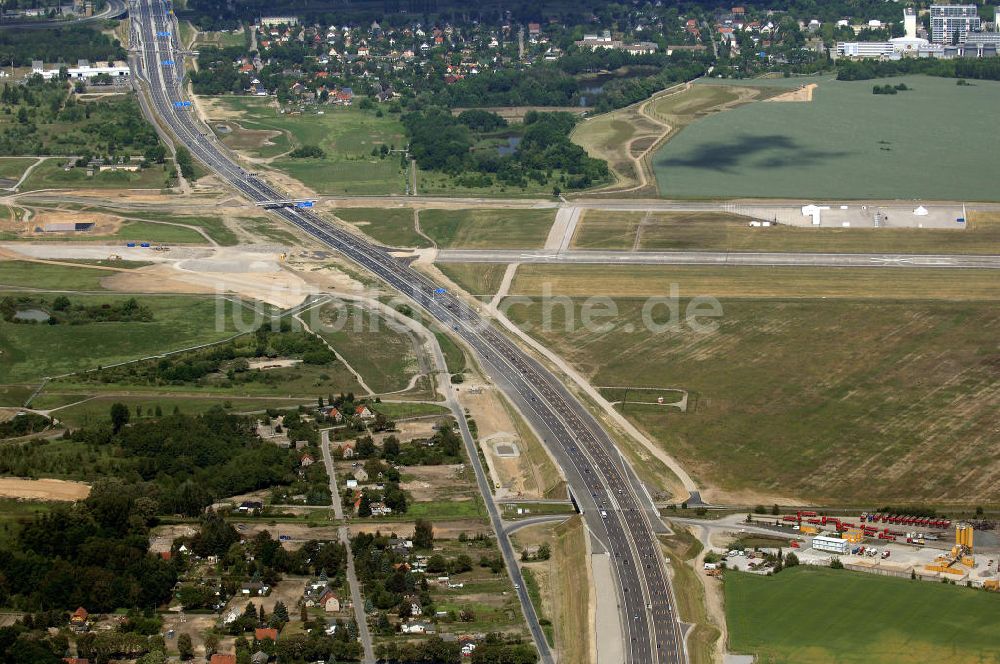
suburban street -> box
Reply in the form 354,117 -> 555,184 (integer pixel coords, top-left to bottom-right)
129,0 -> 687,661
320,430 -> 376,663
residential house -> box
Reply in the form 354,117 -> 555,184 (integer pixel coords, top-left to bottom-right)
320,589 -> 341,612
250,652 -> 269,664
322,406 -> 343,422
355,405 -> 374,420
241,580 -> 271,596
70,607 -> 89,631
255,627 -> 278,641
401,621 -> 428,634
301,454 -> 315,467
63,659 -> 89,664
353,468 -> 369,482
210,655 -> 238,664
346,479 -> 358,489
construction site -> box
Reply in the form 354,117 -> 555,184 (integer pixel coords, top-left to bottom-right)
736,510 -> 1000,588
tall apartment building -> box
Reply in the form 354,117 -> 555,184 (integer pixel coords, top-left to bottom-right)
930,4 -> 980,44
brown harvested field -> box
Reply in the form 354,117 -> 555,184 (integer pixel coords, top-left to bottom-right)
508,264 -> 1000,301
161,613 -> 218,659
764,82 -> 817,103
513,516 -> 592,664
0,478 -> 90,501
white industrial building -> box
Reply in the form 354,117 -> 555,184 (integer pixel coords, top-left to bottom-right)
32,59 -> 129,80
812,535 -> 851,555
836,5 -> 1000,59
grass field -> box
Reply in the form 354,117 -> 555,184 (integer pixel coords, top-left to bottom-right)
437,263 -> 510,299
0,294 -> 242,382
654,75 -> 1000,200
419,209 -> 555,249
44,395 -> 314,428
120,211 -> 239,246
502,292 -> 1000,503
571,210 -> 1000,254
0,157 -> 39,182
0,261 -> 111,290
508,264 -> 1000,301
571,83 -> 762,194
206,98 -> 407,195
315,303 -> 421,394
726,567 -> 1000,663
334,208 -> 428,248
21,161 -> 172,191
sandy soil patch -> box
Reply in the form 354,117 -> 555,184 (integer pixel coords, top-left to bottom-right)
765,83 -> 817,103
0,210 -> 124,237
223,576 -> 309,617
100,246 -> 320,307
149,524 -> 198,553
0,477 -> 90,501
161,613 -> 218,659
247,358 -> 302,370
399,464 -> 472,502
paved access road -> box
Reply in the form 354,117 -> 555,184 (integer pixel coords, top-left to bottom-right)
436,249 -> 1000,269
0,0 -> 125,29
129,1 -> 685,660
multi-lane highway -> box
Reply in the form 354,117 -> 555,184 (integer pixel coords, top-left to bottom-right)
129,1 -> 685,661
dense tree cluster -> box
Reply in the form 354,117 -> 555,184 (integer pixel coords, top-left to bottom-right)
1,296 -> 152,325
77,324 -> 337,387
0,479 -> 177,612
0,26 -> 124,67
0,407 -> 299,516
838,57 -> 1000,83
403,107 -> 607,190
0,413 -> 51,439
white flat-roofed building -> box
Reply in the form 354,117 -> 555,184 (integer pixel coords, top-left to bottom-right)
812,535 -> 850,555
33,60 -> 129,80
930,4 -> 980,44
260,16 -> 298,27
836,41 -> 894,58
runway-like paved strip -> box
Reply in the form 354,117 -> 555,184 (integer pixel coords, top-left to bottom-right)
436,249 -> 1000,269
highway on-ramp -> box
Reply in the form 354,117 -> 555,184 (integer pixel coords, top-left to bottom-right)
129,0 -> 687,661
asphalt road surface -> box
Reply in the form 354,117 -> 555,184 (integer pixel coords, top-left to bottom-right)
436,249 -> 1000,269
129,1 -> 686,661
0,0 -> 125,29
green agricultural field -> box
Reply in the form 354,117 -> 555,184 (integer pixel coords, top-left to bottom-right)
334,208 -> 428,248
503,293 -> 1000,503
570,210 -> 1000,254
437,262 -> 509,299
654,75 -> 1000,200
726,567 -> 1000,663
0,260 -> 111,290
314,303 -> 421,394
206,98 -> 407,195
21,160 -> 172,191
419,209 -> 555,249
0,294 -> 243,382
371,401 -> 450,420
